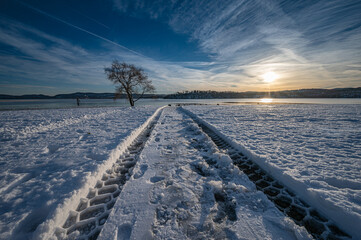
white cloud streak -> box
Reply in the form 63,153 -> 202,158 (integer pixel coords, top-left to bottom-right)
0,17 -> 216,94
1,0 -> 360,95
112,0 -> 361,90
16,0 -> 145,58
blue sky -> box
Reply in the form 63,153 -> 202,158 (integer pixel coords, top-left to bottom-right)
0,0 -> 360,95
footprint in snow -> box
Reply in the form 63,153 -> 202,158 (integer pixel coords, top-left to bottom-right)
44,144 -> 60,154
133,164 -> 148,179
116,224 -> 132,240
150,176 -> 165,183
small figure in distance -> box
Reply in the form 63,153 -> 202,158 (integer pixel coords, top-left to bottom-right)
76,97 -> 80,106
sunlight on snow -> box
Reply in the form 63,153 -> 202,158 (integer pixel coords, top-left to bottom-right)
260,98 -> 273,103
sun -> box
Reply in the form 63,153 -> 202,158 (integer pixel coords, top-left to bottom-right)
262,71 -> 278,83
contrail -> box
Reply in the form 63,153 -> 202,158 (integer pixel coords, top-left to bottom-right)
15,0 -> 146,58
70,8 -> 110,30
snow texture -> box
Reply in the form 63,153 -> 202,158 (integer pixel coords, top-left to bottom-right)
99,107 -> 311,240
1,103 -> 359,239
0,106 -> 158,240
185,104 -> 361,239
55,106 -> 163,240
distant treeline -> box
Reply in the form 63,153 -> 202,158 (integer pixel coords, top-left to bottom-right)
164,87 -> 361,99
1,87 -> 361,99
0,92 -> 166,100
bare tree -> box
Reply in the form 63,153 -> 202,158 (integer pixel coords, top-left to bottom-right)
105,60 -> 155,106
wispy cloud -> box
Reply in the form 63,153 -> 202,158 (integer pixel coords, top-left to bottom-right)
0,18 -> 112,92
1,0 -> 360,95
113,0 -> 361,90
0,16 -> 216,94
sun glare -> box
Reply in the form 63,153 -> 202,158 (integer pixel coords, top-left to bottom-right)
263,71 -> 278,83
260,98 -> 273,103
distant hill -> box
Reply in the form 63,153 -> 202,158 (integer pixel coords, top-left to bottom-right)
0,94 -> 51,99
164,87 -> 361,99
1,88 -> 360,99
0,92 -> 166,99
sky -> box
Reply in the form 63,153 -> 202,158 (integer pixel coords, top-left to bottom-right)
0,0 -> 360,95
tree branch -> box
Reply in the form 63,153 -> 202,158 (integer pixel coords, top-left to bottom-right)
134,89 -> 146,103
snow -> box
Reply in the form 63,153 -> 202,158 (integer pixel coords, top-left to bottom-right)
0,106 -> 159,240
184,104 -> 361,239
1,103 -> 359,239
99,107 -> 310,240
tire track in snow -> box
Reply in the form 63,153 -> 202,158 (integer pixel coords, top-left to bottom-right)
180,106 -> 351,240
99,107 -> 309,239
17,112 -> 109,138
54,109 -> 162,240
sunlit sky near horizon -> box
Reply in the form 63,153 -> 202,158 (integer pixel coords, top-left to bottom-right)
0,0 -> 361,95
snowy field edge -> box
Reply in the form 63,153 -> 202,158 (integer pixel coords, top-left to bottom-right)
33,106 -> 165,240
182,106 -> 359,239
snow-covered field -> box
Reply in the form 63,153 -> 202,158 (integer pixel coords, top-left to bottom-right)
0,106 -> 158,239
185,104 -> 361,239
0,103 -> 360,239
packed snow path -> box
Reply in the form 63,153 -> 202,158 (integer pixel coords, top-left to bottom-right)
96,107 -> 311,240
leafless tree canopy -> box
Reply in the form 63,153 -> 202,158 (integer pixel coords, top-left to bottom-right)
105,60 -> 155,106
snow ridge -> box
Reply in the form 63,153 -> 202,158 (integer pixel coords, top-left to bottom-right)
180,106 -> 351,240
29,107 -> 164,240
53,108 -> 163,239
183,104 -> 361,239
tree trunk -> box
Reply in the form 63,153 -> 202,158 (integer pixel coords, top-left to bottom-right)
126,91 -> 134,107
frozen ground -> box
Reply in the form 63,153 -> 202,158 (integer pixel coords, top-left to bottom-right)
185,104 -> 361,239
1,104 -> 359,239
99,107 -> 310,240
0,106 -> 158,240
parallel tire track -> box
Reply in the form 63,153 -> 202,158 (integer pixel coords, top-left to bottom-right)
55,110 -> 162,240
180,107 -> 350,240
